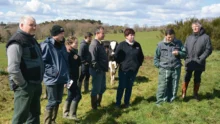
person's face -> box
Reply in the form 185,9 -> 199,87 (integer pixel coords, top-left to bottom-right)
20,18 -> 36,35
88,36 -> 93,42
165,34 -> 175,43
70,39 -> 78,49
192,24 -> 201,33
56,32 -> 65,42
126,34 -> 135,42
96,29 -> 105,40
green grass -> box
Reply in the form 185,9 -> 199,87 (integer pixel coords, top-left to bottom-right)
1,31 -> 220,124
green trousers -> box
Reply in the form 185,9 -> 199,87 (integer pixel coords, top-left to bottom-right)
156,67 -> 181,104
12,83 -> 42,124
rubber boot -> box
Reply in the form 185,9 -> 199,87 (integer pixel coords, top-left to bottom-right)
63,101 -> 71,118
194,83 -> 200,101
51,105 -> 59,124
84,80 -> 89,93
69,101 -> 80,121
91,96 -> 97,110
44,109 -> 52,124
97,94 -> 102,107
181,82 -> 189,99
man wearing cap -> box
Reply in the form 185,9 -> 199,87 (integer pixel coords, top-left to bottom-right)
40,25 -> 69,124
78,32 -> 93,93
7,16 -> 44,124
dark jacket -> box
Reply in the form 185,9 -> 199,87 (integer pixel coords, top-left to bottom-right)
114,41 -> 144,72
69,49 -> 81,81
89,39 -> 108,72
154,38 -> 186,69
40,37 -> 69,85
6,29 -> 44,90
78,40 -> 91,64
184,28 -> 212,71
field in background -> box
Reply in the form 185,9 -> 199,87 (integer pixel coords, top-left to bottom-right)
1,31 -> 220,124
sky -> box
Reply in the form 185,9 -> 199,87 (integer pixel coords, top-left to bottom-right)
0,0 -> 220,27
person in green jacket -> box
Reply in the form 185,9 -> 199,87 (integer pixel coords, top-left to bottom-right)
154,28 -> 186,105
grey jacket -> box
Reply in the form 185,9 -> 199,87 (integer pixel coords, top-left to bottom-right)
184,27 -> 212,71
78,40 -> 91,64
89,39 -> 108,72
6,29 -> 44,90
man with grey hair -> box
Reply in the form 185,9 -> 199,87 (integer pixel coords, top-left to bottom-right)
89,26 -> 108,110
181,20 -> 212,101
6,16 -> 44,124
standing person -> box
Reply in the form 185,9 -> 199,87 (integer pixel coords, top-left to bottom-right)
154,29 -> 186,105
6,16 -> 44,124
63,36 -> 81,121
78,32 -> 93,93
41,25 -> 69,124
114,28 -> 144,108
182,20 -> 212,100
89,26 -> 108,110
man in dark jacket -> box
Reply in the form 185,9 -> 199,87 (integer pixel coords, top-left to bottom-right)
41,25 -> 69,123
6,16 -> 44,124
182,20 -> 212,100
89,26 -> 108,110
78,32 -> 93,93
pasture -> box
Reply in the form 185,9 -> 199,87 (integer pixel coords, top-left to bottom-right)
1,31 -> 220,124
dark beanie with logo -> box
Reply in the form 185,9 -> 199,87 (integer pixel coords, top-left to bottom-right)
50,25 -> 65,36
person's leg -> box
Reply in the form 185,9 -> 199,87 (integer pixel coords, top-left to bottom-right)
169,68 -> 181,102
156,68 -> 170,105
78,65 -> 85,92
193,70 -> 203,100
69,86 -> 81,121
124,71 -> 136,107
84,65 -> 90,92
26,84 -> 42,124
63,87 -> 74,118
116,70 -> 126,107
12,84 -> 32,124
182,70 -> 193,98
97,72 -> 106,107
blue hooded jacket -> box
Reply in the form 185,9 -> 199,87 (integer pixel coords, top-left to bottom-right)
40,37 -> 69,85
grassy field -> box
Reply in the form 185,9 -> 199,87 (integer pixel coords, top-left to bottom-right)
1,31 -> 220,124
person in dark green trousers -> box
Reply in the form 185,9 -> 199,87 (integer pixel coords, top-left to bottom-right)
154,28 -> 186,105
6,16 -> 44,124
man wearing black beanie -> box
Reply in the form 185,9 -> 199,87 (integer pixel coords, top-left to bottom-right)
40,25 -> 69,124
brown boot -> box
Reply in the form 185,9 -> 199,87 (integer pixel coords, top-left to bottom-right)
194,83 -> 200,101
91,96 -> 97,110
181,82 -> 189,99
97,94 -> 102,107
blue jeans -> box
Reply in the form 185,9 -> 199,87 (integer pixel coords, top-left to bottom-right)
116,70 -> 137,106
46,83 -> 64,110
89,68 -> 106,96
66,80 -> 82,102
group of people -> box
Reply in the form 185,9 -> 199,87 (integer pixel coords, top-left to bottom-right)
154,21 -> 212,105
6,16 -> 144,124
6,15 -> 212,124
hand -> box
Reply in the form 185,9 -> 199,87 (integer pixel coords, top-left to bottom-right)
172,50 -> 178,56
73,55 -> 78,59
64,84 -> 67,88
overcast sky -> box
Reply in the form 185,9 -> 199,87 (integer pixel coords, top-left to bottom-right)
0,0 -> 220,27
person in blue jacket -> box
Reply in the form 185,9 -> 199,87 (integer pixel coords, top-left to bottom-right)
40,25 -> 69,124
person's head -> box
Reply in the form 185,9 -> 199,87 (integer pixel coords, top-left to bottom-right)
164,28 -> 175,43
95,26 -> 105,41
65,36 -> 78,52
124,28 -> 135,43
19,15 -> 36,35
192,20 -> 202,33
84,32 -> 93,42
51,25 -> 65,42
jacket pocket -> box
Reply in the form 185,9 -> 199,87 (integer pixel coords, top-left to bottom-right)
46,66 -> 58,78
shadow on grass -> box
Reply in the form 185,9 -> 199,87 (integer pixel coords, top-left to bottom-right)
135,76 -> 150,84
80,102 -> 138,124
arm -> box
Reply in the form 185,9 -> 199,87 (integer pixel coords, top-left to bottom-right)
177,41 -> 186,59
138,43 -> 144,66
154,45 -> 160,68
78,44 -> 86,63
89,43 -> 100,70
199,37 -> 212,61
114,43 -> 125,64
7,44 -> 27,88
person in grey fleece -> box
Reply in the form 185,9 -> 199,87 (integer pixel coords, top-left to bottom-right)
6,16 -> 44,124
182,20 -> 212,101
